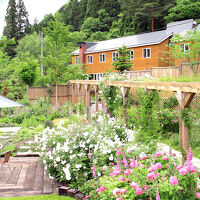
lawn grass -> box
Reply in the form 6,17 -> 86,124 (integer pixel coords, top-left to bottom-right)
0,194 -> 75,200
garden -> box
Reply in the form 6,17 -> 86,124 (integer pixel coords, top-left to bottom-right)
1,74 -> 200,200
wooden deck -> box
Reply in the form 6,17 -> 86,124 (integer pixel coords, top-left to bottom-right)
0,157 -> 53,197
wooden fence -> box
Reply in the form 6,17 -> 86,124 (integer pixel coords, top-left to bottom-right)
125,64 -> 200,80
27,84 -> 87,105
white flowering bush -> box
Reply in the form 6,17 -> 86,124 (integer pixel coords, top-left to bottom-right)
35,113 -> 134,188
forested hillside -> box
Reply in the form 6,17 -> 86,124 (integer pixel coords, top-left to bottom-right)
34,0 -> 200,42
1,0 -> 200,99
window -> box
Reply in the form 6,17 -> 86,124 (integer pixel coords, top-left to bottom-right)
87,55 -> 93,64
143,48 -> 151,58
75,57 -> 79,64
99,54 -> 106,63
180,43 -> 189,53
112,52 -> 119,61
130,50 -> 134,60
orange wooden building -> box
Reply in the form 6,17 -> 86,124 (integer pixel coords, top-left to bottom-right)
72,19 -> 198,79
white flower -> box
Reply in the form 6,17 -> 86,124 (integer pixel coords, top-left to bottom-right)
109,154 -> 114,161
63,164 -> 71,180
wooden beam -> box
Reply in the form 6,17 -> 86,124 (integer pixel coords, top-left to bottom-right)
68,80 -> 200,94
175,91 -> 195,163
94,85 -> 99,113
71,84 -> 75,105
85,84 -> 90,119
120,87 -> 130,125
77,83 -> 82,104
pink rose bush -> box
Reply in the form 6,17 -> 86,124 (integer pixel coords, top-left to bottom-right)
80,149 -> 200,200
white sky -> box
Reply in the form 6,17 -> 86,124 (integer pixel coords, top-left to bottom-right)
0,0 -> 67,37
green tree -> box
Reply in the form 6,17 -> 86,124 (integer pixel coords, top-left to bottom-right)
166,0 -> 200,22
80,17 -> 100,38
17,0 -> 30,40
16,32 -> 41,59
3,0 -> 18,40
3,0 -> 18,57
43,14 -> 75,104
168,29 -> 200,76
112,46 -> 133,73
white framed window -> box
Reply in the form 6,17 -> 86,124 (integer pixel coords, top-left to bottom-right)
112,52 -> 119,61
143,48 -> 151,58
75,57 -> 79,64
180,43 -> 189,53
130,50 -> 134,60
99,54 -> 106,63
87,55 -> 93,64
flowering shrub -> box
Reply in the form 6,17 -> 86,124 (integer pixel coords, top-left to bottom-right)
80,149 -> 200,200
34,113 -> 134,188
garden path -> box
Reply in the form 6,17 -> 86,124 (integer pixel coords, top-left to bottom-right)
157,142 -> 200,168
0,157 -> 53,197
0,127 -> 39,157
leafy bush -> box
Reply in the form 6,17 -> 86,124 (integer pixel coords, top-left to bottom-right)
80,149 -> 199,200
34,113 -> 133,188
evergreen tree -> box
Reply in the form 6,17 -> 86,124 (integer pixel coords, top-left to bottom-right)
112,46 -> 133,73
17,0 -> 30,40
3,0 -> 18,40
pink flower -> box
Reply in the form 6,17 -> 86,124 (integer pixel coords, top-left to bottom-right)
121,189 -> 127,194
156,163 -> 162,170
111,169 -> 121,176
140,154 -> 147,160
169,176 -> 178,185
84,196 -> 89,199
124,169 -> 131,176
156,152 -> 162,157
94,182 -> 97,186
177,165 -> 183,171
190,165 -> 196,173
179,167 -> 188,175
113,188 -> 125,196
88,149 -> 92,159
156,189 -> 160,200
123,154 -> 128,167
96,187 -> 106,193
196,192 -> 200,198
130,182 -> 139,189
149,164 -> 157,172
118,177 -> 125,182
116,198 -> 123,200
147,172 -> 155,181
163,156 -> 168,160
136,188 -> 143,195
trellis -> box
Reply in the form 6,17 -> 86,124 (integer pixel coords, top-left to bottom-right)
69,80 -> 200,159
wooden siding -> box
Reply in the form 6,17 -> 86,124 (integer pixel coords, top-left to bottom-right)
72,38 -> 171,74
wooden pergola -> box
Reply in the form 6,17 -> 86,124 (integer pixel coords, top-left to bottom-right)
69,80 -> 200,157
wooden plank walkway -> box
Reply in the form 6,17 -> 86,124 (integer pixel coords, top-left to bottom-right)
0,157 -> 53,197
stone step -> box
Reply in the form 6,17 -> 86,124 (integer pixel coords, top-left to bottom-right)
0,136 -> 11,139
16,151 -> 40,157
18,146 -> 31,150
0,127 -> 21,133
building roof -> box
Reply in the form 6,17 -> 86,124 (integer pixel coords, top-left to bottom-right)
0,95 -> 23,108
73,19 -> 197,55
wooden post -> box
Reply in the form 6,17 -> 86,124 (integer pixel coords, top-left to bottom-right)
94,85 -> 99,112
72,84 -> 75,105
77,84 -> 82,104
120,86 -> 130,125
175,91 -> 195,163
85,84 -> 91,119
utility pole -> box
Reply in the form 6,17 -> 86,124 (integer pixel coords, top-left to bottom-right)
41,31 -> 44,76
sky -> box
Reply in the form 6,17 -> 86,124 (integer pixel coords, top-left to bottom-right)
0,0 -> 67,37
